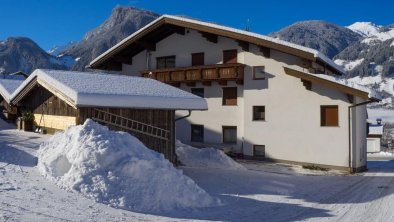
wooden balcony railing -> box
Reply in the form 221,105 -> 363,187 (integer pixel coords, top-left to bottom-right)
140,63 -> 245,86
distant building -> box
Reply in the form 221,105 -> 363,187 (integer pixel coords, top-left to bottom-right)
88,15 -> 380,172
367,119 -> 383,153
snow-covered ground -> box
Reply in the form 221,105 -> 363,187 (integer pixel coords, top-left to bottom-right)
1,119 -> 394,221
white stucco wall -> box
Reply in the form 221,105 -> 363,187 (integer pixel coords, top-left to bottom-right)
120,29 -> 368,169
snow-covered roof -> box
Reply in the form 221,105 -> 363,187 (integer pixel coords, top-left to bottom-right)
11,69 -> 207,110
368,124 -> 383,135
0,79 -> 24,103
90,15 -> 345,75
283,66 -> 381,101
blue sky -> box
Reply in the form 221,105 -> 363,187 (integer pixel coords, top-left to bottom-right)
0,0 -> 393,51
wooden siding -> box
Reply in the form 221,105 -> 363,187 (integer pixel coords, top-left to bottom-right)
78,107 -> 176,164
19,86 -> 77,117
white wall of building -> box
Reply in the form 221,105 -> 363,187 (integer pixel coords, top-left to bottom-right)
120,29 -> 369,170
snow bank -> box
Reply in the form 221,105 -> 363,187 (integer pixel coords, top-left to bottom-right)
37,120 -> 217,212
176,141 -> 245,170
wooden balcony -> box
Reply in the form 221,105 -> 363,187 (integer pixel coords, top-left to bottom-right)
140,63 -> 245,86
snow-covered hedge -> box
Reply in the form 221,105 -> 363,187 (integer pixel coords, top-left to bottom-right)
37,120 -> 217,213
176,141 -> 245,170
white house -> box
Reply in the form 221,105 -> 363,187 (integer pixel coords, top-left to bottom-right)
89,15 -> 380,172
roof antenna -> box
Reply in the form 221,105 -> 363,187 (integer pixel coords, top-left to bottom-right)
245,18 -> 250,31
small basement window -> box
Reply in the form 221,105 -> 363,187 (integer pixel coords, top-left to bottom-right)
191,88 -> 204,98
254,145 -> 265,157
191,124 -> 204,142
223,126 -> 237,144
222,87 -> 237,106
253,66 -> 266,80
156,56 -> 176,69
253,106 -> 265,121
321,105 -> 339,126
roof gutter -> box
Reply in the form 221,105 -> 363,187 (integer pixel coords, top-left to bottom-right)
175,110 -> 191,121
348,99 -> 379,173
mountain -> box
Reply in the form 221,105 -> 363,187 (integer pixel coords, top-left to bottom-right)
62,6 -> 159,70
0,37 -> 70,74
47,41 -> 77,56
333,22 -> 394,78
269,20 -> 362,59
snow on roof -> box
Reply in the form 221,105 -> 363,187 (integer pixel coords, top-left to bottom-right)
369,124 -> 383,135
90,15 -> 345,75
0,79 -> 24,103
12,69 -> 207,110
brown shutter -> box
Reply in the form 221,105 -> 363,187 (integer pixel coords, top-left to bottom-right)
192,53 -> 204,66
223,87 -> 237,105
321,106 -> 338,126
223,49 -> 238,64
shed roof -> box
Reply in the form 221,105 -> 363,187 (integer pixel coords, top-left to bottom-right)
89,15 -> 345,75
11,69 -> 207,110
0,79 -> 24,103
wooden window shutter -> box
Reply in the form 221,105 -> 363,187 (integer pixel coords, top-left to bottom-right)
321,106 -> 338,126
192,53 -> 204,66
223,49 -> 238,64
223,87 -> 237,105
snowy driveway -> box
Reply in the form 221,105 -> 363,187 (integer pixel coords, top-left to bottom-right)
0,120 -> 393,221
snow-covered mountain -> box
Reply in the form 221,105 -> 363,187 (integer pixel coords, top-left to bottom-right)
347,22 -> 394,44
61,6 -> 159,70
47,41 -> 77,56
0,37 -> 70,74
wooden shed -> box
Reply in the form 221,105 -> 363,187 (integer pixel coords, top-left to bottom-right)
10,69 -> 207,163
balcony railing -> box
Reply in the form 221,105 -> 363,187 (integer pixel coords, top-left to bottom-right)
140,63 -> 245,85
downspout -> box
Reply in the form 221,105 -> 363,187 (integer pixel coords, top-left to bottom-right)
175,110 -> 191,121
348,99 -> 376,173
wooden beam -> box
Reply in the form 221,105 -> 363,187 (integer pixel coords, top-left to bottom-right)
237,40 -> 249,52
199,31 -> 218,43
202,81 -> 212,86
170,26 -> 185,35
218,80 -> 227,86
113,56 -> 132,65
301,79 -> 312,90
347,94 -> 354,103
135,40 -> 156,51
259,46 -> 270,58
186,82 -> 196,87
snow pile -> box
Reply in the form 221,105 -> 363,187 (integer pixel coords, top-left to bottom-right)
377,151 -> 394,156
37,120 -> 217,212
176,141 -> 245,170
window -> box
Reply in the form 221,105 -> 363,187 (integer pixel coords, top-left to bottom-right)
223,126 -> 237,144
253,145 -> 265,157
321,105 -> 339,126
156,56 -> 175,69
191,88 -> 204,98
191,124 -> 204,142
192,52 -> 204,66
253,106 -> 265,121
253,66 -> 266,80
223,49 -> 237,64
222,87 -> 237,106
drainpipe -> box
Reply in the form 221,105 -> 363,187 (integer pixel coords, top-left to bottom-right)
348,99 -> 377,173
175,110 -> 192,121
